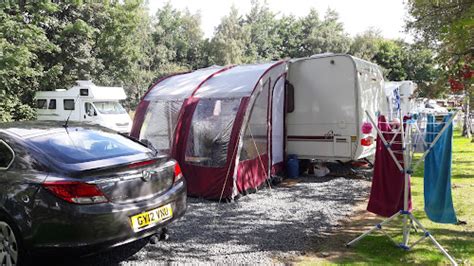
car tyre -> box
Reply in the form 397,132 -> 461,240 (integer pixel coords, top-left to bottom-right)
0,215 -> 25,266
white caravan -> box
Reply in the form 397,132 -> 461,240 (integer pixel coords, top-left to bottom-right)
286,54 -> 386,161
384,81 -> 417,118
35,80 -> 132,133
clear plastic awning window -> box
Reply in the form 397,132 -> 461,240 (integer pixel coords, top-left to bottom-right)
240,80 -> 270,161
139,100 -> 183,154
185,98 -> 241,167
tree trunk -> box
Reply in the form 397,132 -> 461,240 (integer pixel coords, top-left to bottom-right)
462,89 -> 471,138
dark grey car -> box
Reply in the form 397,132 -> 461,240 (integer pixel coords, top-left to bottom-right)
0,121 -> 187,265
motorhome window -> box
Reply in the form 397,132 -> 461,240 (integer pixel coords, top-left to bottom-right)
80,89 -> 89,96
185,98 -> 241,167
85,102 -> 97,116
36,99 -> 47,109
0,140 -> 14,169
93,101 -> 126,115
286,82 -> 295,113
64,99 -> 75,110
48,99 -> 56,109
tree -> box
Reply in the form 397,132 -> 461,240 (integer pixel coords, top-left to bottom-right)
151,3 -> 205,69
244,0 -> 280,61
300,8 -> 351,56
0,1 -> 58,121
372,39 -> 407,81
94,0 -> 154,109
350,28 -> 383,61
209,6 -> 250,65
406,0 -> 473,137
275,14 -> 303,58
402,44 -> 440,98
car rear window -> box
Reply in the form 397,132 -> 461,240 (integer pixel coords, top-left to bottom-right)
29,129 -> 151,164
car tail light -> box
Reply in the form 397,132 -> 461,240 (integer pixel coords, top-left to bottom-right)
174,163 -> 183,184
42,181 -> 108,204
360,136 -> 374,146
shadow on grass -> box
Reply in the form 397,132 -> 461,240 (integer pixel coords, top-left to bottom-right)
310,210 -> 472,265
451,174 -> 474,179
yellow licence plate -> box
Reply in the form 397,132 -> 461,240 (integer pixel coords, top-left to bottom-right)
130,204 -> 173,232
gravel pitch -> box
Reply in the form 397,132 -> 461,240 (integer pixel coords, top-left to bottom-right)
47,176 -> 370,265
119,176 -> 370,265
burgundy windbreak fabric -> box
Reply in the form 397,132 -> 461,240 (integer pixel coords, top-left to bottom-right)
184,165 -> 233,198
130,100 -> 150,138
237,153 -> 269,193
367,115 -> 412,217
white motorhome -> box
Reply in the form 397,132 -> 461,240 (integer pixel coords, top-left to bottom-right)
286,54 -> 386,161
384,81 -> 417,118
35,80 -> 132,133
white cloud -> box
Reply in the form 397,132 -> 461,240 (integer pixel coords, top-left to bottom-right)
148,0 -> 412,42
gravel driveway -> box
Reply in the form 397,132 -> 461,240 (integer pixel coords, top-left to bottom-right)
120,176 -> 370,265
46,176 -> 369,265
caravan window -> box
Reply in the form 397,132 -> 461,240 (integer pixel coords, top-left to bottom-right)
36,99 -> 47,109
64,99 -> 75,110
185,98 -> 241,167
48,99 -> 56,109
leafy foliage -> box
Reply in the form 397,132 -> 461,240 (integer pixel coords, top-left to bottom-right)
406,0 -> 473,137
0,0 -> 444,121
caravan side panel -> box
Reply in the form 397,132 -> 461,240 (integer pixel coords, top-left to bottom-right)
354,59 -> 385,159
286,55 -> 357,160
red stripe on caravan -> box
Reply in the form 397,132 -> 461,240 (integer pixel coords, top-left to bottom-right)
287,135 -> 335,140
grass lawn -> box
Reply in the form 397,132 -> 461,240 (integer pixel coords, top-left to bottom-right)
299,130 -> 473,265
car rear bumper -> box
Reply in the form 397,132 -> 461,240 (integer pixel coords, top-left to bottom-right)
26,179 -> 187,256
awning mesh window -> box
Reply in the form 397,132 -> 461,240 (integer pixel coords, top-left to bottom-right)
240,80 -> 270,161
185,98 -> 241,167
139,100 -> 183,154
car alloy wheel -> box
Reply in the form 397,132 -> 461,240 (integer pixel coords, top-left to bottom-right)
0,221 -> 18,266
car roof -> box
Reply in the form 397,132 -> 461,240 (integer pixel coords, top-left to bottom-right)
0,120 -> 112,139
